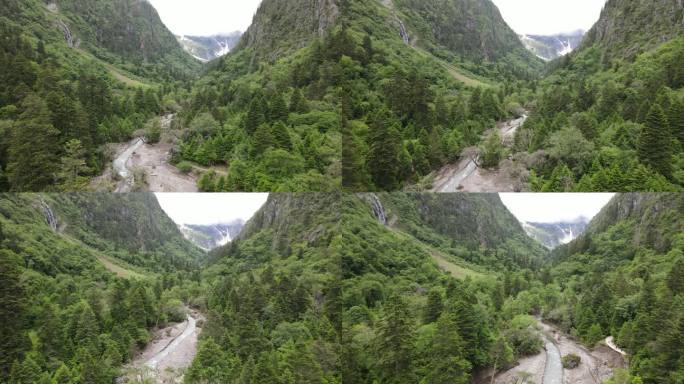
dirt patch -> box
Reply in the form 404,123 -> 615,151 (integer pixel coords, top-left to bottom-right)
127,143 -> 198,192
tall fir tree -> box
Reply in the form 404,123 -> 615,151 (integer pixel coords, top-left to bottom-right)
7,93 -> 60,191
638,104 -> 673,178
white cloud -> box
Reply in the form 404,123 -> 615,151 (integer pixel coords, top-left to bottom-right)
499,193 -> 615,223
491,0 -> 607,35
147,0 -> 263,36
155,193 -> 269,225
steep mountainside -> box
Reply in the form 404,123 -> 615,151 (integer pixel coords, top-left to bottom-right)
179,220 -> 244,250
520,31 -> 585,61
188,193 -> 341,383
522,218 -> 589,249
554,194 -> 684,258
342,193 -> 554,383
177,32 -> 242,62
173,0 -> 343,192
394,0 -> 541,66
51,0 -> 199,77
0,193 -> 204,382
35,193 -> 202,269
543,193 -> 684,382
353,193 -> 546,272
582,0 -> 684,60
512,0 -> 684,192
234,0 -> 340,63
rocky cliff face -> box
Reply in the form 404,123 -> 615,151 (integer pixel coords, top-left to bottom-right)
54,0 -> 197,67
235,0 -> 340,62
238,193 -> 341,252
393,0 -> 539,64
582,0 -> 684,59
555,193 -> 684,258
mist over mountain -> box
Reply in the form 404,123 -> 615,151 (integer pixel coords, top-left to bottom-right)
176,32 -> 242,62
521,217 -> 590,249
178,219 -> 245,250
519,30 -> 585,61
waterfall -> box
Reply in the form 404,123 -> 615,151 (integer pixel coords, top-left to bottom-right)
40,200 -> 57,232
369,194 -> 387,225
57,19 -> 75,48
396,17 -> 410,45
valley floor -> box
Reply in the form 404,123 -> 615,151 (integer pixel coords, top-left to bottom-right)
93,114 -> 199,192
125,311 -> 204,384
479,319 -> 627,384
430,114 -> 528,193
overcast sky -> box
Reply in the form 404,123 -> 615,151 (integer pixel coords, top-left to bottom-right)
156,193 -> 268,225
148,0 -> 606,37
147,0 -> 262,36
500,193 -> 615,223
491,0 -> 607,35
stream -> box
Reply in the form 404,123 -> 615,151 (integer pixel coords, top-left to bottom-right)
128,313 -> 202,383
543,338 -> 563,384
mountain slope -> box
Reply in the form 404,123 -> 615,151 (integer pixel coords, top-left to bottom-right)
393,0 -> 541,66
543,193 -> 684,382
172,0 -> 343,192
582,0 -> 684,61
357,193 -> 546,270
31,193 -> 202,270
187,193 -> 341,383
554,193 -> 684,258
0,193 -> 203,381
512,0 -> 684,192
51,0 -> 199,77
234,0 -> 339,63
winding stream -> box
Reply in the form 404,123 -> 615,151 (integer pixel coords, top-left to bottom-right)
543,338 -> 563,384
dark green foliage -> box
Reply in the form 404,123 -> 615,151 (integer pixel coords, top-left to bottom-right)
638,104 -> 673,178
186,194 -> 341,384
548,193 -> 684,383
520,22 -> 684,191
6,94 -> 60,191
0,193 -> 203,382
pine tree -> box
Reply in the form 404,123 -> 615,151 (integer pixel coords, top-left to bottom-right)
469,87 -> 484,118
271,121 -> 292,150
667,97 -> 684,145
253,123 -> 276,154
0,250 -> 28,377
7,94 -> 60,191
367,108 -> 406,190
57,139 -> 91,191
424,289 -> 444,323
638,104 -> 673,178
425,312 -> 472,384
667,258 -> 684,294
376,294 -> 414,381
270,94 -> 288,123
289,88 -> 307,114
245,97 -> 265,134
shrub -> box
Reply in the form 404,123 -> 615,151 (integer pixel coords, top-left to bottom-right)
562,354 -> 581,369
177,161 -> 194,174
